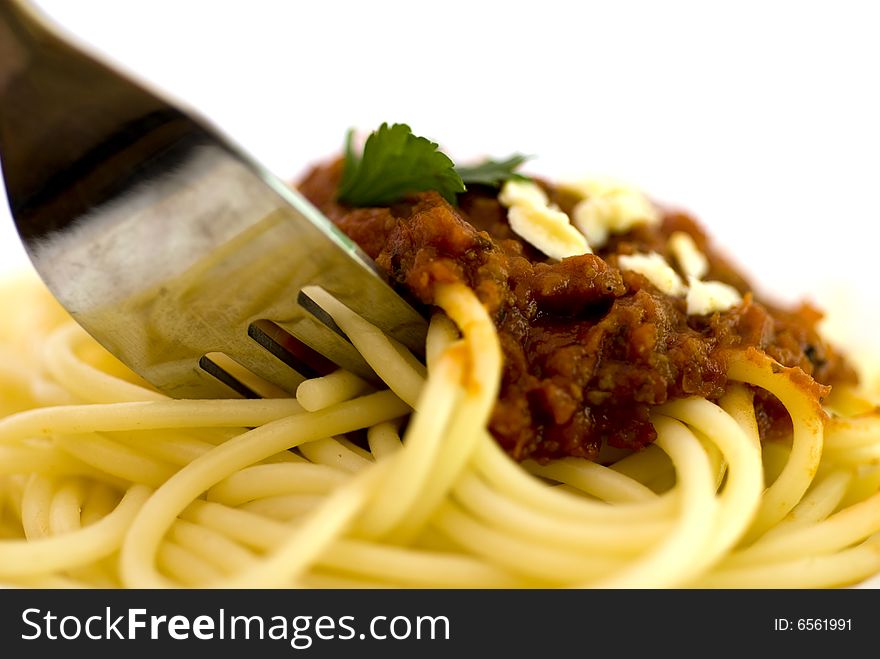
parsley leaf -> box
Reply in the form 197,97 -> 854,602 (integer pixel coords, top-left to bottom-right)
454,154 -> 531,187
338,123 -> 466,206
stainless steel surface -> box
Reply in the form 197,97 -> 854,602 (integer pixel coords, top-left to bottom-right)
0,0 -> 426,398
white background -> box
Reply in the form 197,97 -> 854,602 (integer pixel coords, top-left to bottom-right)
2,0 -> 879,360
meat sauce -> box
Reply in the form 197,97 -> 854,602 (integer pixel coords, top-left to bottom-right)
299,160 -> 856,462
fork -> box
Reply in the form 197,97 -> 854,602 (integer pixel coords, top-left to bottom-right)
0,1 -> 426,398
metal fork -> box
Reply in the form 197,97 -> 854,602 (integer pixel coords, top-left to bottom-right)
0,1 -> 426,398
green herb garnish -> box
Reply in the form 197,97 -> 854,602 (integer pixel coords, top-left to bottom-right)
338,123 -> 531,207
338,123 -> 465,206
455,154 -> 531,187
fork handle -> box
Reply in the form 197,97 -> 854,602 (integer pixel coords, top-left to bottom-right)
0,1 -> 191,241
1,1 -> 429,396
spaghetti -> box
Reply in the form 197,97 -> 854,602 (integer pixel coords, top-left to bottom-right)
2,154 -> 880,588
1,265 -> 879,588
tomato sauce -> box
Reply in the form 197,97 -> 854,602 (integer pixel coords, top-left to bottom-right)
299,160 -> 855,462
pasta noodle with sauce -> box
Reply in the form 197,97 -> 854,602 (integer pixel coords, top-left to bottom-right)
2,145 -> 880,588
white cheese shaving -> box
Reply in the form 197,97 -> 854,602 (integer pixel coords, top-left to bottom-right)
617,252 -> 686,296
686,277 -> 743,316
501,179 -> 742,316
668,231 -> 708,279
499,180 -> 590,259
499,179 -> 550,208
560,177 -> 660,248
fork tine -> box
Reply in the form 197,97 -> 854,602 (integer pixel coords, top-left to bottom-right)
217,333 -> 307,396
306,267 -> 427,358
247,320 -> 334,380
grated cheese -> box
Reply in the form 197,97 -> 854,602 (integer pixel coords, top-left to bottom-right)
686,277 -> 743,316
499,180 -> 590,260
668,231 -> 709,280
617,252 -> 686,296
559,177 -> 660,248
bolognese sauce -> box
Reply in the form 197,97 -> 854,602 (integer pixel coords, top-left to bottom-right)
299,159 -> 855,463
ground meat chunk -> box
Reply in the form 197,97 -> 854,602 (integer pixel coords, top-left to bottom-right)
299,161 -> 857,462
